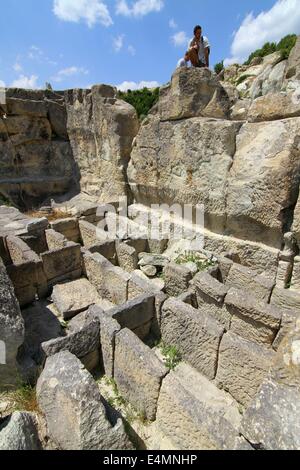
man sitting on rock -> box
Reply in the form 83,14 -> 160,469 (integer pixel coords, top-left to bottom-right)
188,25 -> 210,68
177,51 -> 191,68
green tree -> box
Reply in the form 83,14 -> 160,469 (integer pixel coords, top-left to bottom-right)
118,87 -> 160,119
214,61 -> 224,75
244,34 -> 297,65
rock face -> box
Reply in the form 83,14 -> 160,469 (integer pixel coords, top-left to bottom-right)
0,412 -> 41,450
241,320 -> 300,450
65,85 -> 139,202
159,68 -> 231,121
0,258 -> 24,390
286,35 -> 300,80
0,85 -> 139,208
128,115 -> 241,233
0,89 -> 78,208
129,60 -> 300,249
36,351 -> 132,450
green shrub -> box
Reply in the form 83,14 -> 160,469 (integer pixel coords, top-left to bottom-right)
244,34 -> 297,65
118,87 -> 159,118
214,61 -> 224,75
175,251 -> 217,272
236,74 -> 252,86
0,193 -> 12,207
160,343 -> 182,370
277,34 -> 297,59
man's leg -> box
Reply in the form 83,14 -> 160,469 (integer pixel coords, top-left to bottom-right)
189,48 -> 200,67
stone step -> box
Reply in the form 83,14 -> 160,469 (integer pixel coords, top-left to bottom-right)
51,278 -> 114,320
156,362 -> 251,450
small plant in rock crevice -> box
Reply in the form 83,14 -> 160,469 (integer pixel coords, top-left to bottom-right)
159,343 -> 182,371
175,251 -> 216,272
0,384 -> 39,417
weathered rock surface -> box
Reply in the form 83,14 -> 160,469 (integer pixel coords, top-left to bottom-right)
215,332 -> 275,407
0,258 -> 24,390
52,278 -> 103,320
65,85 -> 139,201
128,116 -> 241,234
248,92 -> 300,122
156,363 -> 251,450
159,68 -> 231,121
241,320 -> 300,450
0,412 -> 41,450
286,35 -> 300,80
161,299 -> 224,380
114,328 -> 168,421
36,351 -> 132,450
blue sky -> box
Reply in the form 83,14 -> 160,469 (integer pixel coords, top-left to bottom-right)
0,0 -> 300,91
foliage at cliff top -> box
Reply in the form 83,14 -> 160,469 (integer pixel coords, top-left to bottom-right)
118,87 -> 159,119
244,34 -> 297,65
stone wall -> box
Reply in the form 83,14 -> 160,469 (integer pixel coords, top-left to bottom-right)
0,85 -> 139,208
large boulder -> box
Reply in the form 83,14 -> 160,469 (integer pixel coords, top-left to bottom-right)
226,118 -> 300,248
159,67 -> 231,121
0,258 -> 24,390
248,92 -> 300,122
286,35 -> 300,80
36,351 -> 133,450
0,412 -> 41,450
241,319 -> 300,450
128,116 -> 241,233
65,85 -> 139,201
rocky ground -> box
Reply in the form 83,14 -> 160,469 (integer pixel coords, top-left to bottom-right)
1,36 -> 300,451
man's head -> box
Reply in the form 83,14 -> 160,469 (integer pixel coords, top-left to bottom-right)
194,25 -> 202,40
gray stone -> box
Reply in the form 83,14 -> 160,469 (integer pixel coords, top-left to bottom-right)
241,321 -> 300,450
225,263 -> 274,302
0,412 -> 41,450
114,328 -> 168,421
216,332 -> 275,407
164,262 -> 193,297
161,299 -> 224,380
116,242 -> 138,273
98,311 -> 121,378
225,288 -> 281,345
52,278 -> 103,320
109,294 -> 155,334
42,310 -> 100,368
138,253 -> 170,268
286,35 -> 300,79
37,351 -> 132,450
159,67 -> 230,121
0,259 -> 24,390
271,286 -> 300,313
156,363 -> 251,450
140,265 -> 157,278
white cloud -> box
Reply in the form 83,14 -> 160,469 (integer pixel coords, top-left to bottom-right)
11,75 -> 39,89
116,0 -> 164,18
128,45 -> 136,55
171,31 -> 188,47
113,35 -> 125,52
53,0 -> 113,27
0,80 -> 5,87
52,66 -> 89,82
117,80 -> 160,91
225,0 -> 300,64
13,63 -> 23,73
169,18 -> 177,29
28,46 -> 58,66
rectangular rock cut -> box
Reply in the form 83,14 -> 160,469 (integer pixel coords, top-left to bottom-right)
215,331 -> 275,407
225,288 -> 282,346
225,263 -> 274,302
161,299 -> 225,380
114,328 -> 168,421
